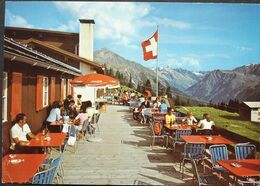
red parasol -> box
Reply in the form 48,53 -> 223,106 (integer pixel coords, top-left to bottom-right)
71,73 -> 120,87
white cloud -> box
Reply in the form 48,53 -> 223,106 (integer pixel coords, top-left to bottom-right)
53,2 -> 152,48
238,46 -> 252,52
191,53 -> 231,60
166,56 -> 201,70
49,20 -> 78,32
5,9 -> 34,28
151,17 -> 191,29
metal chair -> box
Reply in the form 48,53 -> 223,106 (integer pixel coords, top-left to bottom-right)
180,143 -> 206,177
129,101 -> 140,111
235,143 -> 256,160
172,129 -> 192,152
209,144 -> 229,175
91,113 -> 100,132
63,125 -> 78,153
51,154 -> 63,184
238,177 -> 260,186
150,122 -> 168,149
190,154 -> 220,186
40,154 -> 63,184
80,119 -> 89,142
32,165 -> 57,184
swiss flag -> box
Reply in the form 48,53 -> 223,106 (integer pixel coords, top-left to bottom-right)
141,30 -> 158,61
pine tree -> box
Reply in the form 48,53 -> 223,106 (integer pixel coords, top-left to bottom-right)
115,70 -> 120,79
145,79 -> 152,91
175,95 -> 180,106
109,67 -> 114,77
166,86 -> 172,98
128,73 -> 133,88
103,63 -> 108,75
158,81 -> 165,96
187,99 -> 190,106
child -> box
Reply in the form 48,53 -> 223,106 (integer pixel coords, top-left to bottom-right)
76,94 -> 82,112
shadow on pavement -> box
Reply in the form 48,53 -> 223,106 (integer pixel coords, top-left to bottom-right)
138,173 -> 188,186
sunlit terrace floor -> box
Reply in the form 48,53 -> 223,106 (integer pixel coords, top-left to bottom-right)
60,104 -> 229,185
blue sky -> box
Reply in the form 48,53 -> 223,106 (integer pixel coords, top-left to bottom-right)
4,2 -> 260,71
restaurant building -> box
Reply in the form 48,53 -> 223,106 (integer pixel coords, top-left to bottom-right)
2,20 -> 102,155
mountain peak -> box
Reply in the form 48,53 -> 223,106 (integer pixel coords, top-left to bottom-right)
233,63 -> 260,76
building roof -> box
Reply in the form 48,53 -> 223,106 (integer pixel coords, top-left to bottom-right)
26,38 -> 102,69
243,102 -> 260,108
5,26 -> 79,37
4,36 -> 82,76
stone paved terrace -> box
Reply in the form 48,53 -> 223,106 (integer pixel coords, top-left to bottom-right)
61,105 -> 227,185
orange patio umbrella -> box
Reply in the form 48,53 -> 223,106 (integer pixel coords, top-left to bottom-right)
71,73 -> 120,87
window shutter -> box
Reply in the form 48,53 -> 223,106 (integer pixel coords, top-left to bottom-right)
50,77 -> 55,104
36,75 -> 43,111
67,79 -> 72,95
60,79 -> 64,100
71,81 -> 74,96
10,72 -> 22,121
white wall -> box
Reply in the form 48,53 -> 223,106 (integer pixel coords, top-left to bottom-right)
73,86 -> 96,105
80,63 -> 96,75
251,109 -> 260,122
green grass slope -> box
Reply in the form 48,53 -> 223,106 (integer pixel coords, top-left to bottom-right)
176,106 -> 260,142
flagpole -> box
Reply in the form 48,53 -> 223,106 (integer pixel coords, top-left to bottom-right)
156,25 -> 159,97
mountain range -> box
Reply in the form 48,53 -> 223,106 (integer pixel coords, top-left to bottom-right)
94,48 -> 260,104
186,64 -> 260,103
155,67 -> 207,91
94,48 -> 187,97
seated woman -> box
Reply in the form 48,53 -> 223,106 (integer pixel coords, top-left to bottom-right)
63,95 -> 73,112
73,104 -> 88,139
140,96 -> 151,124
132,95 -> 141,121
183,111 -> 197,125
85,100 -> 96,123
10,113 -> 36,153
75,94 -> 82,112
46,101 -> 62,132
197,113 -> 215,135
67,100 -> 78,119
159,99 -> 168,113
121,91 -> 129,106
153,96 -> 161,109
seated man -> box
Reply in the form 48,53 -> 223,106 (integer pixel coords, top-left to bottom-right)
10,113 -> 36,153
164,107 -> 176,128
197,113 -> 215,135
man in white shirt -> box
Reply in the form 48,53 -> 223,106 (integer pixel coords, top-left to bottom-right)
197,113 -> 215,135
10,113 -> 36,153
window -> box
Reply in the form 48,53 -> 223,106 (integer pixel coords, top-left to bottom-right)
62,78 -> 67,100
43,77 -> 49,107
2,72 -> 8,122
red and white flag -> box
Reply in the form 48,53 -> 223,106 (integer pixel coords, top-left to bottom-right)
141,30 -> 158,61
